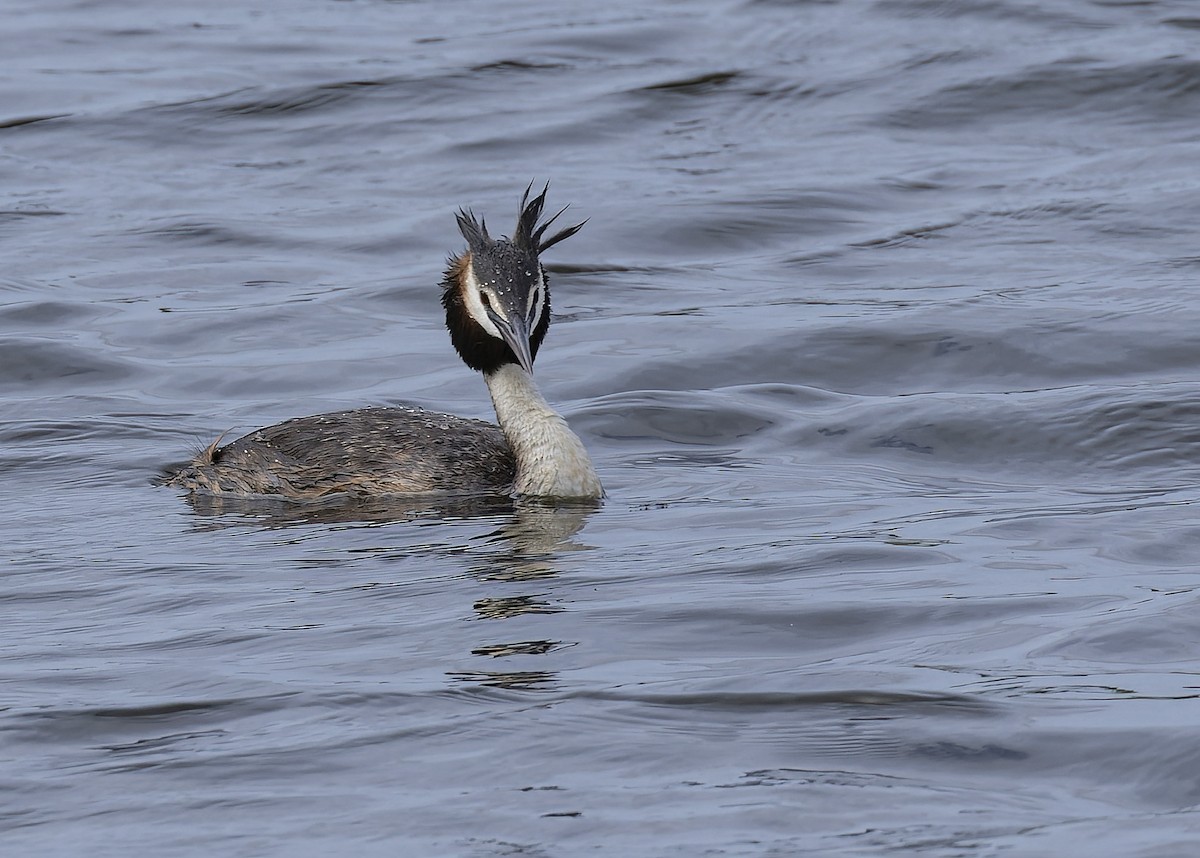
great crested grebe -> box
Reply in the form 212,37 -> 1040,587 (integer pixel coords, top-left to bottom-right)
167,184 -> 603,500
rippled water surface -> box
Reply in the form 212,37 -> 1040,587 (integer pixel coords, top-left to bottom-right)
6,1 -> 1200,855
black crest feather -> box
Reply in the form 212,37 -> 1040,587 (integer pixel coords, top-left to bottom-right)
455,208 -> 490,255
513,182 -> 587,254
454,182 -> 585,259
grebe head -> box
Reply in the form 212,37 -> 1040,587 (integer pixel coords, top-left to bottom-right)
442,183 -> 585,376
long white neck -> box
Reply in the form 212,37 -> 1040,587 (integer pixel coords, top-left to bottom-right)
484,363 -> 603,499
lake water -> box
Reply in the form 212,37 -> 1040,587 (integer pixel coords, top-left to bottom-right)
5,0 -> 1200,855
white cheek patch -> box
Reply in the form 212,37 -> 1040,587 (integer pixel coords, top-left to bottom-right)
462,266 -> 503,340
528,271 -> 546,329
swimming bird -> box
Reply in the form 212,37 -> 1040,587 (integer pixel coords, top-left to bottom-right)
168,184 -> 602,500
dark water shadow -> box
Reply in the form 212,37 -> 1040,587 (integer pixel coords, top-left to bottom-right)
175,486 -> 520,528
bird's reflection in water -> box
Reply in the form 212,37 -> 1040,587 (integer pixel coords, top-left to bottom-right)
469,497 -> 598,582
176,490 -> 600,692
462,498 -> 597,690
473,594 -> 563,618
445,669 -> 558,691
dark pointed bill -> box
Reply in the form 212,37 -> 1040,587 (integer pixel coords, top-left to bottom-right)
487,307 -> 535,374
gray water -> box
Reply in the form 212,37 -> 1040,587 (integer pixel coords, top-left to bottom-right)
5,0 -> 1200,855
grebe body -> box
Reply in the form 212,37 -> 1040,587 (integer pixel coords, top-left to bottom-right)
168,185 -> 602,500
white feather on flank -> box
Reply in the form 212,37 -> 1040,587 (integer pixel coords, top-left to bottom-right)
484,363 -> 603,498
